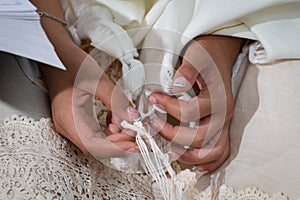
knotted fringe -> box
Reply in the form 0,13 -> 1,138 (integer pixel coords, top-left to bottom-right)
121,121 -> 183,200
65,1 -> 183,198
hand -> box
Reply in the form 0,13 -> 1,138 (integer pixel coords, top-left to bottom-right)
148,35 -> 244,171
41,52 -> 140,159
31,0 -> 140,159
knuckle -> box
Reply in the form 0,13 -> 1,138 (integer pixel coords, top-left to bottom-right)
155,93 -> 167,106
180,104 -> 195,123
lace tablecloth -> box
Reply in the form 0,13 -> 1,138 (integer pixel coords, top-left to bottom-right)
0,115 -> 153,199
0,115 -> 289,200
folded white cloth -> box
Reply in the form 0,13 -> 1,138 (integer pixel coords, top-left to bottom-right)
63,0 -> 300,64
62,0 -> 300,101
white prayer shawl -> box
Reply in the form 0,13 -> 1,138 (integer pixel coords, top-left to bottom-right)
65,0 -> 300,62
61,0 -> 300,199
63,0 -> 300,95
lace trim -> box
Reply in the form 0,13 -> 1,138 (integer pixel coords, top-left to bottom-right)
197,185 -> 289,200
0,115 -> 153,199
0,115 -> 292,199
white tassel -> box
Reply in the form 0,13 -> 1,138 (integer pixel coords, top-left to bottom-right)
65,1 -> 183,198
121,121 -> 184,200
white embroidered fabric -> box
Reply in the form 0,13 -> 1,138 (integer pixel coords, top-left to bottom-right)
0,115 -> 291,199
197,185 -> 288,200
0,115 -> 153,199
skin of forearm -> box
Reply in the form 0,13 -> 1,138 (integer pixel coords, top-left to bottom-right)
29,0 -> 86,71
30,0 -> 116,107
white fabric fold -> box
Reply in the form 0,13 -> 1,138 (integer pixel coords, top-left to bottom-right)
62,0 -> 300,93
248,18 -> 300,63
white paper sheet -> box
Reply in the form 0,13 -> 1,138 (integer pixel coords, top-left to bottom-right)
0,0 -> 35,12
0,0 -> 65,70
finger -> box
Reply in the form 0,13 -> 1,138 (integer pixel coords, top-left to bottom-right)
97,77 -> 140,122
74,56 -> 140,122
111,114 -> 122,129
170,129 -> 229,165
151,116 -> 223,148
172,60 -> 199,92
192,140 -> 230,172
59,113 -> 138,157
107,131 -> 136,142
91,138 -> 138,158
106,111 -> 112,125
149,92 -> 211,123
121,128 -> 137,138
78,129 -> 138,158
72,104 -> 138,158
104,123 -> 120,136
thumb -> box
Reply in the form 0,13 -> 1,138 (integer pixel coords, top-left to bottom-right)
172,60 -> 199,92
95,74 -> 140,122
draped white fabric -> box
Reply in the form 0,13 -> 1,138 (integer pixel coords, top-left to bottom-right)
63,0 -> 300,64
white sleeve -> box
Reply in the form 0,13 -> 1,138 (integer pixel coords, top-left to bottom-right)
184,1 -> 300,64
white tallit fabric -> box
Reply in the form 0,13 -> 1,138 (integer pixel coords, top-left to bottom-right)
63,0 -> 300,66
197,60 -> 300,200
62,0 -> 300,100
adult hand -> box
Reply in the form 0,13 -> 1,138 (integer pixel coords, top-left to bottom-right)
148,35 -> 244,171
41,52 -> 140,159
31,0 -> 140,159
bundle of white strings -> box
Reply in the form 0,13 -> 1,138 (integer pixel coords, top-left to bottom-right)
121,119 -> 183,200
63,1 -> 184,198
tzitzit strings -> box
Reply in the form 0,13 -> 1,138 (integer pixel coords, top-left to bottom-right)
121,115 -> 183,200
63,0 -> 184,198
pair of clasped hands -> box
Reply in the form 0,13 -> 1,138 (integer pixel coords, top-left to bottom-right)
42,34 -> 243,172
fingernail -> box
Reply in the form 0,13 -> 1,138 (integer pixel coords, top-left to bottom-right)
192,166 -> 205,171
145,90 -> 152,98
133,116 -> 142,123
173,76 -> 187,88
127,106 -> 139,119
148,96 -> 157,104
127,146 -> 139,153
109,124 -> 119,133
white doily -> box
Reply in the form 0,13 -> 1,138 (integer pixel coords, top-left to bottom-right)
197,185 -> 289,200
0,115 -> 292,199
0,115 -> 153,199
